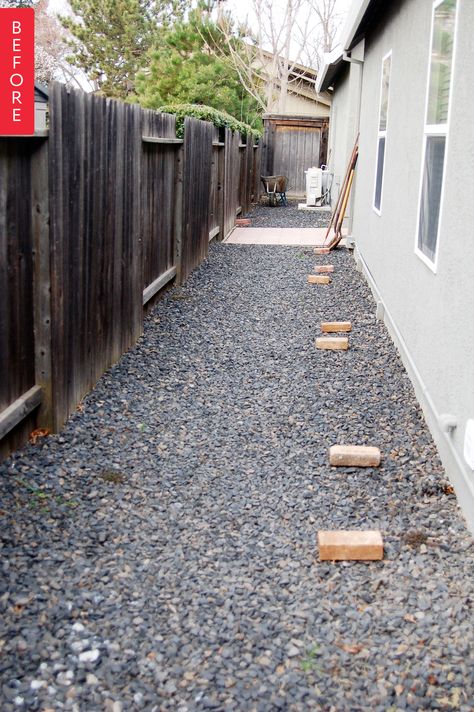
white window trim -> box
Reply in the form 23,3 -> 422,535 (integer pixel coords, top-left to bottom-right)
414,0 -> 459,274
372,49 -> 392,216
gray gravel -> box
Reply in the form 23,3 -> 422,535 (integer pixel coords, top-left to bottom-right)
243,199 -> 330,228
1,244 -> 473,712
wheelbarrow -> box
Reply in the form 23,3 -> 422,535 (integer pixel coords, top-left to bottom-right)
260,175 -> 288,207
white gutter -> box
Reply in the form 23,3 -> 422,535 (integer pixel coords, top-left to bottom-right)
315,46 -> 343,94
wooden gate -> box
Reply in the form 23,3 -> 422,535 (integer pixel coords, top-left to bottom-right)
261,115 -> 329,197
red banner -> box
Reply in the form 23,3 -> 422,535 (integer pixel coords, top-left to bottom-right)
0,8 -> 35,135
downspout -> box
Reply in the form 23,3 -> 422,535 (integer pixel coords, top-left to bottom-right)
341,44 -> 364,237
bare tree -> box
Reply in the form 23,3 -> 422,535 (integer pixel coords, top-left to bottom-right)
0,0 -> 88,88
309,0 -> 345,64
215,0 -> 343,114
35,0 -> 91,89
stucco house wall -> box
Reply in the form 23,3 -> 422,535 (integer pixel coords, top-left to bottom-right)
321,0 -> 474,531
325,63 -> 352,210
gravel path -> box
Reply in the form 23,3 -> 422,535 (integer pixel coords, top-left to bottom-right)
1,244 -> 473,712
243,200 -> 330,228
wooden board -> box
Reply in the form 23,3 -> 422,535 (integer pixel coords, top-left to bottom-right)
308,275 -> 331,284
329,445 -> 381,467
141,110 -> 177,295
315,337 -> 349,350
318,530 -> 383,561
48,84 -> 143,429
314,265 -> 334,273
321,321 -> 352,332
0,135 -> 38,455
182,117 -> 214,281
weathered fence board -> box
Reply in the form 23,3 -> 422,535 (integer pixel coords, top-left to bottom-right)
48,84 -> 142,429
1,83 -> 259,458
31,137 -> 53,429
223,129 -> 241,238
209,127 -> 224,241
252,143 -> 261,202
0,137 -> 39,455
181,117 -> 214,281
238,139 -> 254,215
141,111 -> 177,301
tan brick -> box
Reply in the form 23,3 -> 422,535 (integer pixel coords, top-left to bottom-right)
235,218 -> 251,227
321,321 -> 352,333
318,530 -> 384,561
329,444 -> 381,467
314,247 -> 330,255
315,337 -> 349,351
308,275 -> 331,285
314,265 -> 334,273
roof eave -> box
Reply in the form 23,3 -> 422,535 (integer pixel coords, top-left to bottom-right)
315,46 -> 344,93
340,0 -> 373,51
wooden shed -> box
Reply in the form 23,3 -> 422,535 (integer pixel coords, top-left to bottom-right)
261,114 -> 329,197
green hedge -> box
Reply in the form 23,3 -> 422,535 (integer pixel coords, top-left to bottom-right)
157,103 -> 262,140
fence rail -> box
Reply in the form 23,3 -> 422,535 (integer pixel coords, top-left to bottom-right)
0,83 -> 260,458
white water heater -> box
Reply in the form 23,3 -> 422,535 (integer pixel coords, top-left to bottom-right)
305,167 -> 323,206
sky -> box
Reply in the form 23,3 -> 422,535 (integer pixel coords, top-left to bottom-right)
46,0 -> 351,72
48,0 -> 66,13
48,0 -> 350,45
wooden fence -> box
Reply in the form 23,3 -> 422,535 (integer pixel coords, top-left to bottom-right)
261,115 -> 328,196
0,83 -> 260,458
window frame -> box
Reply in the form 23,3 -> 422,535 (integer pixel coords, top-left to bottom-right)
372,49 -> 392,216
414,0 -> 458,273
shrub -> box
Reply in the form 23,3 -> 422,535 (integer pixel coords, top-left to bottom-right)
157,103 -> 262,141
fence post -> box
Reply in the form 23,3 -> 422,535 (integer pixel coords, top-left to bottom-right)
31,137 -> 54,431
217,136 -> 225,241
222,128 -> 231,238
174,143 -> 184,285
253,139 -> 261,203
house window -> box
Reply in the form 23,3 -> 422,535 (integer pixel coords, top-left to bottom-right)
416,0 -> 457,269
373,51 -> 391,214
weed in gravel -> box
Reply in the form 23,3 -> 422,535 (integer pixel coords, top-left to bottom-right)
15,478 -> 78,513
403,530 -> 429,547
301,645 -> 322,673
99,469 -> 126,484
17,478 -> 49,507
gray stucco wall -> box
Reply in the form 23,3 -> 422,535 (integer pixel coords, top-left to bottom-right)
326,60 -> 365,221
327,65 -> 351,206
338,0 -> 474,530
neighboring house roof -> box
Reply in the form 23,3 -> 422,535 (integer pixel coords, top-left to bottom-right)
315,0 -> 387,92
259,48 -> 319,81
258,48 -> 331,108
35,82 -> 49,102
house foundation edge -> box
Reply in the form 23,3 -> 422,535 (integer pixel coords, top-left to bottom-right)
352,242 -> 474,535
